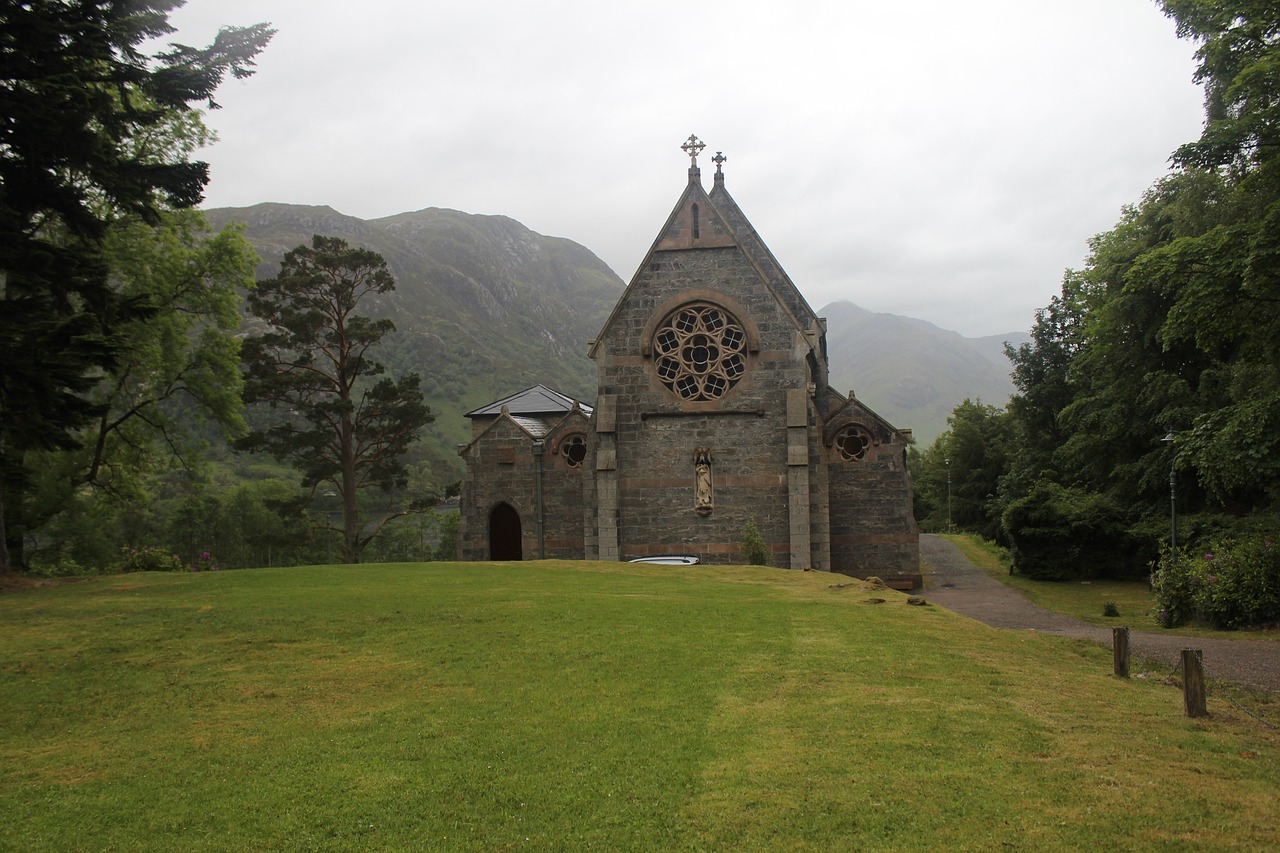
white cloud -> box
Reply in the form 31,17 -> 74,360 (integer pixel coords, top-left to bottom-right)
170,0 -> 1204,336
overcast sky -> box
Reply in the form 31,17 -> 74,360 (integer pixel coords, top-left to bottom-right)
168,0 -> 1205,338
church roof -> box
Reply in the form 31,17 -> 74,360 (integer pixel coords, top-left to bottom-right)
464,384 -> 593,419
588,135 -> 821,360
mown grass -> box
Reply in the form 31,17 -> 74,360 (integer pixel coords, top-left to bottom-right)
3,561 -> 1278,850
939,534 -> 1280,641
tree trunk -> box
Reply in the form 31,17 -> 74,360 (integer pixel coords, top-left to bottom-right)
2,466 -> 25,572
0,484 -> 10,576
340,411 -> 360,564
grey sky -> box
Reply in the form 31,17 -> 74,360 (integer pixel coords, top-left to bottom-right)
170,0 -> 1205,337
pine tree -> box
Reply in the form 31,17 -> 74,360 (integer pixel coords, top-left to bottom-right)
240,236 -> 435,563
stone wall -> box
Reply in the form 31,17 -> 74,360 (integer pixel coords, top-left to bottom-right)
592,245 -> 812,565
539,419 -> 589,559
459,417 -> 535,560
827,444 -> 919,581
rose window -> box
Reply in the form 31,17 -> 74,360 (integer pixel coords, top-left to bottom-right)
835,425 -> 872,461
653,304 -> 747,401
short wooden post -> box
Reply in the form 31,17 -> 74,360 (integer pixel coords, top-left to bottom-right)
1112,627 -> 1130,678
1182,648 -> 1207,718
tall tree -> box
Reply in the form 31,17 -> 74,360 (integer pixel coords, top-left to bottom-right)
1144,0 -> 1280,507
240,236 -> 435,563
991,0 -> 1280,578
0,0 -> 273,572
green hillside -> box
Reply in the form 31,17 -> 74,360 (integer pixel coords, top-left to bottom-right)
206,204 -> 624,484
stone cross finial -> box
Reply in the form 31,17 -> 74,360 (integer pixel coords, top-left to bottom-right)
712,151 -> 726,174
681,134 -> 706,167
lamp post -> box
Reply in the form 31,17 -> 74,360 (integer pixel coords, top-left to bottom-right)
1161,431 -> 1177,564
945,457 -> 952,535
322,489 -> 339,563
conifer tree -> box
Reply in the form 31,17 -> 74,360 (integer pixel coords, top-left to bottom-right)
240,236 -> 434,564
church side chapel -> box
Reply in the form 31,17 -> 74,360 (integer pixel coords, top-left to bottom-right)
458,136 -> 920,585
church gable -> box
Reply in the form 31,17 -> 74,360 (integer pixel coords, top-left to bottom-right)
819,391 -> 911,452
591,138 -> 815,368
654,183 -> 735,251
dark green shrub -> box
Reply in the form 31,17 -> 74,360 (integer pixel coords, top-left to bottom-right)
433,511 -> 460,561
741,519 -> 769,566
1001,480 -> 1134,580
1103,601 -> 1120,617
25,558 -> 87,579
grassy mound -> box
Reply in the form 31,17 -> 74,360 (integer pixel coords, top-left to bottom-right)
3,561 -> 1277,850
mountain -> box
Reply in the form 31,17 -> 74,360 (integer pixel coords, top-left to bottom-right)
208,203 -> 1026,482
206,203 -> 625,485
819,301 -> 1028,444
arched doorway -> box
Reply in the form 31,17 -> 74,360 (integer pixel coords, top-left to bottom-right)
489,503 -> 522,561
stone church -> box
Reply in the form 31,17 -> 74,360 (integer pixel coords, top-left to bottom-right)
457,136 -> 919,584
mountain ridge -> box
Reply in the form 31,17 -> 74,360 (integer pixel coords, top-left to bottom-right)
208,203 -> 1025,481
818,300 -> 1025,443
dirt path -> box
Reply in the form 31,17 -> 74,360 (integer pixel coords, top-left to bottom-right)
920,534 -> 1280,694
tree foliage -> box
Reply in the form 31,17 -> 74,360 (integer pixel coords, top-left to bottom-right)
913,2 -> 1280,603
16,208 -> 258,569
0,0 -> 273,572
240,236 -> 435,563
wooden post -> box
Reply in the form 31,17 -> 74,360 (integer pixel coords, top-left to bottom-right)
1112,627 -> 1130,678
1182,648 -> 1207,718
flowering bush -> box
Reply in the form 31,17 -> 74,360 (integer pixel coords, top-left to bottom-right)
118,546 -> 185,573
191,551 -> 221,572
1152,536 -> 1280,629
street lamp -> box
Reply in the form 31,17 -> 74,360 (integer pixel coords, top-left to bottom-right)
945,457 -> 952,535
1161,431 -> 1177,564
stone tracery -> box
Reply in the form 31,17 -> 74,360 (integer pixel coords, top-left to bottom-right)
653,303 -> 747,401
835,424 -> 872,461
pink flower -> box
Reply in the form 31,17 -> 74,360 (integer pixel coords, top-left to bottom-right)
1203,553 -> 1215,561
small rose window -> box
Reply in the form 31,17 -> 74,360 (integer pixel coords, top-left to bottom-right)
836,426 -> 872,461
560,434 -> 587,468
653,303 -> 747,401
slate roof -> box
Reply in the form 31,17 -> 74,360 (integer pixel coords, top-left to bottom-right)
464,384 -> 593,419
509,416 -> 558,439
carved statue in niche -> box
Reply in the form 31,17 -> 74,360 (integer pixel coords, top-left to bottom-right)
694,448 -> 713,516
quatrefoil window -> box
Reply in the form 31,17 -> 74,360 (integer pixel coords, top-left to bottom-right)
653,304 -> 748,401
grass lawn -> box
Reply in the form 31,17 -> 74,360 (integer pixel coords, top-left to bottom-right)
938,534 -> 1280,641
3,561 -> 1278,850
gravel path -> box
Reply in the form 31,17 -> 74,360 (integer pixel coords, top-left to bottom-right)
920,534 -> 1280,694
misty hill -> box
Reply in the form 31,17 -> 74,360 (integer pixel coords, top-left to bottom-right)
206,203 -> 624,484
819,301 -> 1027,444
208,204 -> 1026,482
